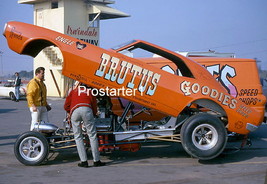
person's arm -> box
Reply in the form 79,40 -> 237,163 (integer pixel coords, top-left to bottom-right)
64,90 -> 72,113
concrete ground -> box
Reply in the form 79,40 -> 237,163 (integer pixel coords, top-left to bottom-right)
0,97 -> 267,184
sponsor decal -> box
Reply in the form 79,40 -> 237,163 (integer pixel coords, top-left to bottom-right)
91,80 -> 105,88
95,53 -> 161,96
235,121 -> 244,129
236,105 -> 252,118
238,88 -> 260,105
239,98 -> 260,105
76,41 -> 87,50
180,81 -> 237,109
9,27 -> 22,40
239,88 -> 258,96
205,64 -> 238,97
55,36 -> 75,46
205,65 -> 261,107
161,64 -> 239,98
69,73 -> 87,82
133,95 -> 157,106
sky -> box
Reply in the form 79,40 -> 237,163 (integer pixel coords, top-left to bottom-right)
0,0 -> 267,75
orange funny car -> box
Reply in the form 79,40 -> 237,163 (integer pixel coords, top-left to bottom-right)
3,21 -> 266,165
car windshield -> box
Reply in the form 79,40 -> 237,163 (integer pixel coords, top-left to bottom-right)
3,82 -> 14,87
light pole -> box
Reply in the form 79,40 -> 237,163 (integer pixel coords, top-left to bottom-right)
0,51 -> 3,77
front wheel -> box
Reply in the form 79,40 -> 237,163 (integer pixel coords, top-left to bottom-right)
181,113 -> 227,160
14,131 -> 49,166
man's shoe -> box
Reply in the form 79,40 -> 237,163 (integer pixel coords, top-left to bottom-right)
78,161 -> 89,168
93,160 -> 106,167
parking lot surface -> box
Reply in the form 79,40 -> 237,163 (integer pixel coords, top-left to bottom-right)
0,97 -> 267,184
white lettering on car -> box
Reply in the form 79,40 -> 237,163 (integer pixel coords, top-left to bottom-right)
180,81 -> 237,109
95,53 -> 161,96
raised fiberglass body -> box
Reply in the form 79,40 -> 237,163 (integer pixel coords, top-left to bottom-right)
3,21 -> 266,162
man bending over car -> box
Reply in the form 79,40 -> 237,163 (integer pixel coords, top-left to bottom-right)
64,83 -> 106,168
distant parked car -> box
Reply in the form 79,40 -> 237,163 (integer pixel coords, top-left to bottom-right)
0,80 -> 26,100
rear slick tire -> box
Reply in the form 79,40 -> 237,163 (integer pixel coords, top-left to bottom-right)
181,113 -> 227,160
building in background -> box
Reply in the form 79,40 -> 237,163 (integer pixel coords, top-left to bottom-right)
18,0 -> 129,97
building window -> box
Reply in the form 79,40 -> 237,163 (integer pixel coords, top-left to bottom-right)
89,14 -> 100,28
51,1 -> 58,9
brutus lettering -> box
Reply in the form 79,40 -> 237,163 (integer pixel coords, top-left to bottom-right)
95,53 -> 161,96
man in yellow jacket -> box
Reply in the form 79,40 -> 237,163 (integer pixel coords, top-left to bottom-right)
27,67 -> 51,130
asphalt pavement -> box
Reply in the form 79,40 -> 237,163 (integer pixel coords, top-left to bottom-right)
0,97 -> 267,184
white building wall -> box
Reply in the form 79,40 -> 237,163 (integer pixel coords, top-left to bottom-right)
33,1 -> 65,97
64,0 -> 88,28
34,49 -> 64,97
34,2 -> 64,32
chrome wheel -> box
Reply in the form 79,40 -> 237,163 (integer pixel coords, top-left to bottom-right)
14,131 -> 49,165
19,136 -> 45,162
192,124 -> 218,150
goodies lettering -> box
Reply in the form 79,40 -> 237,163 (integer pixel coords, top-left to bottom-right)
180,81 -> 237,109
95,53 -> 161,96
